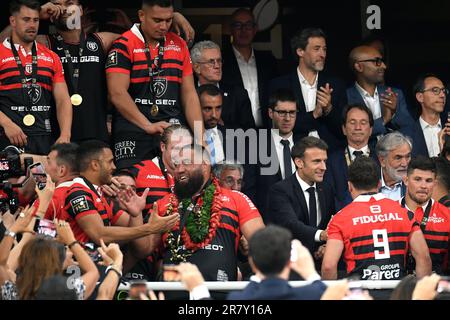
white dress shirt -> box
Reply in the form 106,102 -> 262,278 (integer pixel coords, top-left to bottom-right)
347,145 -> 370,161
355,82 -> 382,120
271,129 -> 295,179
379,169 -> 403,201
206,127 -> 225,164
296,172 -> 323,242
233,46 -> 262,127
419,117 -> 442,157
297,68 -> 320,138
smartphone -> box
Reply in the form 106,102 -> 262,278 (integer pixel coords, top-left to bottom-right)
33,218 -> 56,238
28,162 -> 46,190
437,278 -> 450,293
84,242 -> 102,263
163,264 -> 179,281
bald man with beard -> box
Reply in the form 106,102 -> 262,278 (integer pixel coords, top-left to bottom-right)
346,45 -> 413,140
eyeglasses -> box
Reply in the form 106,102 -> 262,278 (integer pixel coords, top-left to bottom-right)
223,177 -> 243,187
197,58 -> 223,67
357,57 -> 385,67
231,22 -> 256,30
421,87 -> 449,96
273,109 -> 298,118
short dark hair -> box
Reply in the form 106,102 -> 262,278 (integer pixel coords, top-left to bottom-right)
291,136 -> 328,160
348,156 -> 380,190
407,156 -> 437,177
77,140 -> 110,172
413,73 -> 442,94
9,0 -> 40,15
248,225 -> 291,277
113,169 -> 136,181
50,143 -> 79,174
197,84 -> 223,98
290,27 -> 326,55
342,104 -> 374,127
142,0 -> 172,8
268,88 -> 297,110
34,275 -> 78,300
230,7 -> 255,22
433,157 -> 450,192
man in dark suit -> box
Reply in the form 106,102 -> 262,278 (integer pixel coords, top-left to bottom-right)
197,84 -> 228,164
190,40 -> 255,130
228,225 -> 326,300
243,89 -> 299,219
347,45 -> 414,140
401,74 -> 447,158
221,8 -> 278,128
267,136 -> 335,261
269,28 -> 346,152
325,104 -> 377,210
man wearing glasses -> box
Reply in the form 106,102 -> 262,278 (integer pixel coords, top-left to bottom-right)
243,88 -> 298,220
221,8 -> 278,129
401,74 -> 449,157
347,45 -> 414,140
190,40 -> 255,130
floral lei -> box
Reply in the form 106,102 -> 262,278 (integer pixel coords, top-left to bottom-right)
165,178 -> 223,263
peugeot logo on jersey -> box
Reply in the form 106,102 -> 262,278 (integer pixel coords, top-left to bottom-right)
152,78 -> 167,98
28,84 -> 42,104
86,41 -> 98,52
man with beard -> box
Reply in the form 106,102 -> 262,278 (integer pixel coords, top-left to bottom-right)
400,156 -> 450,274
322,156 -> 431,280
0,0 -> 72,154
60,140 -> 179,249
402,74 -> 448,158
0,0 -> 195,144
106,0 -> 204,169
269,27 -> 346,152
347,45 -> 413,140
150,144 -> 264,283
376,132 -> 412,201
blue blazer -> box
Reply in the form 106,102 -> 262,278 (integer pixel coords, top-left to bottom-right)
400,120 -> 429,158
324,146 -> 379,211
346,84 -> 414,137
227,278 -> 326,300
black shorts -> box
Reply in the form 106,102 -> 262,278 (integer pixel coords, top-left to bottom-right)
0,134 -> 53,155
112,132 -> 160,169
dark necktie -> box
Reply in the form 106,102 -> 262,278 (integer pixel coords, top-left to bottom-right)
353,150 -> 364,159
306,186 -> 317,227
280,139 -> 292,179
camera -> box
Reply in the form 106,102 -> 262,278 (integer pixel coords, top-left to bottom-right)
84,242 -> 102,263
33,218 -> 57,238
0,148 -> 22,181
437,277 -> 450,293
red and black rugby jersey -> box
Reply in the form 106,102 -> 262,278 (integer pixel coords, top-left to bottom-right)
328,193 -> 419,280
157,188 -> 261,281
0,39 -> 65,135
105,24 -> 192,132
60,177 -> 125,244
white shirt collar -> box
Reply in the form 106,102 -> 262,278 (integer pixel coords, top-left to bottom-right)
232,45 -> 255,62
355,81 -> 378,98
353,193 -> 386,202
419,116 -> 442,130
348,145 -> 370,157
380,169 -> 402,189
297,68 -> 318,87
206,127 -> 219,136
131,23 -> 165,46
271,129 -> 293,145
296,172 -> 316,192
3,38 -> 38,55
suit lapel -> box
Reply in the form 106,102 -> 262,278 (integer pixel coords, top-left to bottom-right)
348,85 -> 366,106
291,175 -> 309,224
290,71 -> 306,109
317,183 -> 327,228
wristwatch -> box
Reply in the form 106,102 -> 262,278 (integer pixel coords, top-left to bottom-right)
4,230 -> 17,240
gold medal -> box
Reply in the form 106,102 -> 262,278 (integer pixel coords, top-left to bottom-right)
70,94 -> 83,106
23,114 -> 35,126
151,104 -> 159,117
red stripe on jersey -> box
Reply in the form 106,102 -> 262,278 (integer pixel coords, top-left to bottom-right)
1,82 -> 53,92
220,211 -> 239,223
74,210 -> 99,221
218,222 -> 239,236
